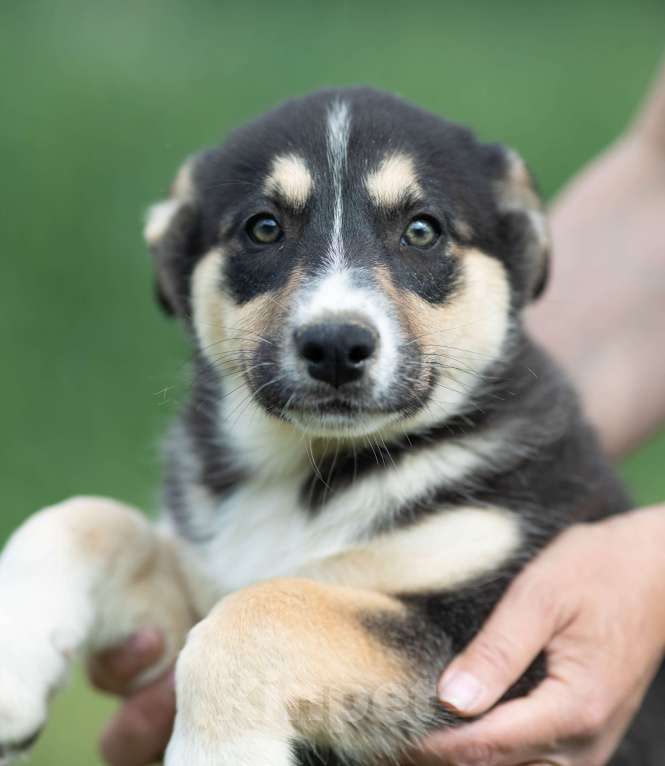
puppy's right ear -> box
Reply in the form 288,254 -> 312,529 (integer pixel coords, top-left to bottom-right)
143,156 -> 203,317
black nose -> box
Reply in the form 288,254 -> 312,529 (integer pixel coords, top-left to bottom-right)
295,323 -> 377,388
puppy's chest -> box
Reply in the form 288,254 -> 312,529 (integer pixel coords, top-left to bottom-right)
183,472 -> 371,598
175,428 -> 512,609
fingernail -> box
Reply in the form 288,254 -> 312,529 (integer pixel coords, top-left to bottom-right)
438,671 -> 484,713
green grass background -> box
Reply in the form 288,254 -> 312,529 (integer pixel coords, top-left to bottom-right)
1,1 -> 664,763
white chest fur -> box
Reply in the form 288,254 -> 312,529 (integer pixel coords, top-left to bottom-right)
193,475 -> 355,595
172,409 -> 522,615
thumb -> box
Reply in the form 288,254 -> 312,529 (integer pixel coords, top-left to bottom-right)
438,570 -> 564,717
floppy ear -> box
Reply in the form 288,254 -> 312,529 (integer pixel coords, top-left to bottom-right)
492,147 -> 550,304
143,156 -> 203,317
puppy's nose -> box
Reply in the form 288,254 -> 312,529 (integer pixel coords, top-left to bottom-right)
295,323 -> 377,388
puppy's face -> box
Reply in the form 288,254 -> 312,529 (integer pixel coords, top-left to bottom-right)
146,89 -> 548,438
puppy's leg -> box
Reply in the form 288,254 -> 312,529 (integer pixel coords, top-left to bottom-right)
0,496 -> 193,760
165,577 -> 451,766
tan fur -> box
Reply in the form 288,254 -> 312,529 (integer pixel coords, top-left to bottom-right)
495,149 -> 550,296
225,294 -> 273,361
454,218 -> 474,241
192,249 -> 305,378
52,498 -> 194,656
373,266 -> 420,344
191,248 -> 273,371
404,247 -> 510,373
497,149 -> 542,211
374,249 -> 510,406
298,506 -> 520,594
191,249 -> 226,362
171,501 -> 519,755
174,578 -> 411,749
0,496 -> 195,707
171,155 -> 197,201
264,153 -> 313,210
365,152 -> 422,209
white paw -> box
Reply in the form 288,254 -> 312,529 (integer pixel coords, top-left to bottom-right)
165,730 -> 293,766
0,729 -> 41,766
0,640 -> 67,762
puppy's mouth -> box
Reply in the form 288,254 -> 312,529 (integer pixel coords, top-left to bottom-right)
250,378 -> 423,437
284,398 -> 400,437
297,396 -> 365,416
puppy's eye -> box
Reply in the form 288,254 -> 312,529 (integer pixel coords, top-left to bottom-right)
246,214 -> 282,244
401,217 -> 440,249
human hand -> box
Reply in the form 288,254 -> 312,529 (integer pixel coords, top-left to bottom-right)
91,512 -> 665,766
88,629 -> 175,765
413,506 -> 665,765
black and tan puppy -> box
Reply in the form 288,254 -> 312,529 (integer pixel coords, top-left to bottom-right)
0,88 -> 662,766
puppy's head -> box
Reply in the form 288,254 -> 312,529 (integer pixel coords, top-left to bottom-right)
145,88 -> 549,438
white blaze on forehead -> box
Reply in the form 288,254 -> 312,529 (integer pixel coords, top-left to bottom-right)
263,153 -> 313,209
365,152 -> 422,209
325,99 -> 351,270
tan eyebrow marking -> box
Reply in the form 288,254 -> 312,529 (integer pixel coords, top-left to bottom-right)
365,152 -> 423,209
263,153 -> 313,210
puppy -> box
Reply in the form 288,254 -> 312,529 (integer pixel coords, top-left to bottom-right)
0,88 -> 662,766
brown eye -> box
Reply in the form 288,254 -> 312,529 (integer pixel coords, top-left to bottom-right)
246,214 -> 282,244
401,217 -> 440,249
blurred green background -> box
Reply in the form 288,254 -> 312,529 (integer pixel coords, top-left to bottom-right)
1,1 -> 663,763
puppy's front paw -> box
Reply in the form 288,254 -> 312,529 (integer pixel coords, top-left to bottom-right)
0,644 -> 67,763
0,729 -> 42,766
0,676 -> 48,764
165,731 -> 294,766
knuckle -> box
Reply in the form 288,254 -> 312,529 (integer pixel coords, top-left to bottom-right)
512,573 -> 561,623
570,699 -> 608,742
472,633 -> 516,678
531,580 -> 561,621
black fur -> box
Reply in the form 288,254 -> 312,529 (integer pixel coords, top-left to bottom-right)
152,88 -> 662,765
154,88 -> 546,316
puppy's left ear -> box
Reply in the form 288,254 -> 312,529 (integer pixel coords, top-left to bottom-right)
143,155 -> 203,317
492,147 -> 550,304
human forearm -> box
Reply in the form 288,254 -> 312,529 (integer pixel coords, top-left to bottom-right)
636,58 -> 665,150
528,63 -> 665,458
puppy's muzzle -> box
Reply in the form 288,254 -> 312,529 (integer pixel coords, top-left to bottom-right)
295,322 -> 378,388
